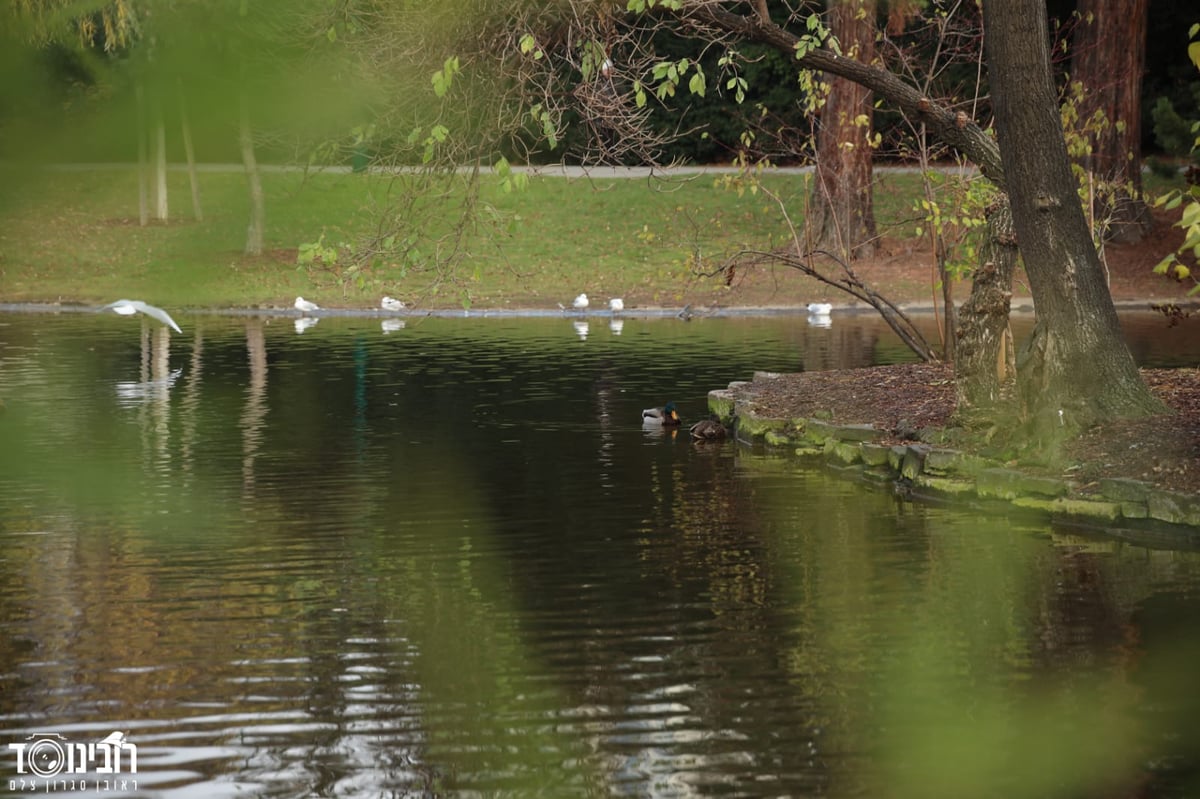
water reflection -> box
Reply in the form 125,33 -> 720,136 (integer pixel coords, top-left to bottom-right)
0,310 -> 1199,797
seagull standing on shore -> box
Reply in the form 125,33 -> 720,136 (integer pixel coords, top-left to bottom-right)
381,296 -> 405,312
294,297 -> 320,314
573,293 -> 589,311
101,299 -> 182,334
609,298 -> 624,313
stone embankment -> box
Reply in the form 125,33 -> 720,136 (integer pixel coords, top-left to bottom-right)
709,375 -> 1200,542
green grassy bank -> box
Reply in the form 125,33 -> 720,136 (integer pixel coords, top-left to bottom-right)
0,164 -> 941,311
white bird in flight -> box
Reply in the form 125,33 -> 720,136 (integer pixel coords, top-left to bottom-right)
101,299 -> 182,334
381,296 -> 405,312
572,293 -> 589,310
294,297 -> 320,314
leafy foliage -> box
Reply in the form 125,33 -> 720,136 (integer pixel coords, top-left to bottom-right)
1151,23 -> 1200,289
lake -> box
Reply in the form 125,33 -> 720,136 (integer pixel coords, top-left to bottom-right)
1,307 -> 1199,798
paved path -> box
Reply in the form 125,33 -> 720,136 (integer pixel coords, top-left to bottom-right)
28,161 -> 963,178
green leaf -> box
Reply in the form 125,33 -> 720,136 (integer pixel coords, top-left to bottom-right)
1182,201 -> 1200,228
688,71 -> 706,97
1153,254 -> 1177,275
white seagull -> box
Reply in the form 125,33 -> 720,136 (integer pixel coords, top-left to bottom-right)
381,296 -> 405,312
609,298 -> 624,312
101,299 -> 182,334
294,297 -> 320,314
572,293 -> 589,311
806,302 -> 833,316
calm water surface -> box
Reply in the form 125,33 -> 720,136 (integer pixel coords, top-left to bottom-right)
2,309 -> 1200,798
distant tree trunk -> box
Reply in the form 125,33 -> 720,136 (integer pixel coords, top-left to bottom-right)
153,104 -> 168,222
806,0 -> 877,260
239,92 -> 264,256
982,0 -> 1162,433
136,84 -> 148,227
1069,0 -> 1152,243
178,79 -> 203,222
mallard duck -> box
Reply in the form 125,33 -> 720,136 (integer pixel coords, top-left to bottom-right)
101,299 -> 182,334
689,415 -> 727,441
642,401 -> 682,426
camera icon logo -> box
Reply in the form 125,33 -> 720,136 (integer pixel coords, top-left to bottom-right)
24,732 -> 68,778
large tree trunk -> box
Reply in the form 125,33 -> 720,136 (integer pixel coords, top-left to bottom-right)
806,0 -> 877,260
1069,0 -> 1151,244
982,0 -> 1162,433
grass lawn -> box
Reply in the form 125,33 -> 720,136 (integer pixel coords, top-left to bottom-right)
0,163 -> 1180,311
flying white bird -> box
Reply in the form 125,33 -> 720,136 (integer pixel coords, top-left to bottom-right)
101,299 -> 182,334
572,293 -> 589,310
807,302 -> 833,316
294,297 -> 320,314
381,296 -> 405,311
609,298 -> 624,312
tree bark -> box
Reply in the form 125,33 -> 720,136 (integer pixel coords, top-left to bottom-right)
982,0 -> 1162,430
807,0 -> 877,260
153,106 -> 168,222
178,78 -> 203,222
1070,0 -> 1151,243
953,196 -> 1017,413
136,83 -> 148,227
239,92 -> 265,256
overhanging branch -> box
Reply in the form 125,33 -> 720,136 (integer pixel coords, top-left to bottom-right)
680,3 -> 1006,191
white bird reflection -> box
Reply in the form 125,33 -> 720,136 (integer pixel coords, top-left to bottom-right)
295,317 -> 319,334
610,318 -> 625,335
115,367 -> 183,406
806,313 -> 832,329
382,318 -> 406,334
573,320 -> 590,340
